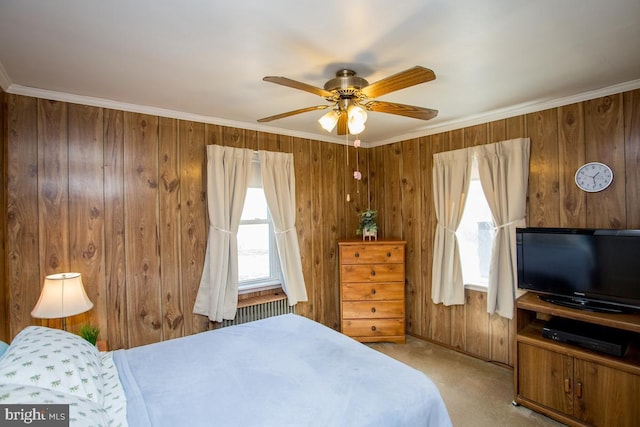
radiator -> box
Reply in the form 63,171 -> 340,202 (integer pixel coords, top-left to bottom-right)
220,297 -> 295,328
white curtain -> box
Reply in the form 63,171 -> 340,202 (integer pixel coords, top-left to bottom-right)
431,147 -> 472,306
475,138 -> 530,319
259,150 -> 308,305
193,145 -> 252,322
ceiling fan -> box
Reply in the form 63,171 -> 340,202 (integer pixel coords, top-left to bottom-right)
257,66 -> 438,135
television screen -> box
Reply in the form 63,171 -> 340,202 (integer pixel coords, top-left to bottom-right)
516,228 -> 640,312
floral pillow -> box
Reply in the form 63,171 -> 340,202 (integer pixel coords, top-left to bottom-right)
0,383 -> 110,427
0,326 -> 104,405
100,352 -> 128,427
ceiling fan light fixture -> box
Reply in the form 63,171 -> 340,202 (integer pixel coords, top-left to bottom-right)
347,104 -> 367,134
319,110 -> 340,132
259,66 -> 437,134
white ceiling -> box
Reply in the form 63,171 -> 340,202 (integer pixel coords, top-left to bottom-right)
1,0 -> 639,146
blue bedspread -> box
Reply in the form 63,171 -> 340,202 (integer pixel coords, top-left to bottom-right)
113,314 -> 452,427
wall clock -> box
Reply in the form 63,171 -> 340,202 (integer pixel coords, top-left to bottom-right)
574,162 -> 613,192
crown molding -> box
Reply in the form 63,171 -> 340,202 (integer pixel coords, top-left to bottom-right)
5,84 -> 349,145
368,79 -> 640,147
6,78 -> 640,149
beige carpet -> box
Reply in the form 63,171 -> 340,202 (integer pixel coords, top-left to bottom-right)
368,336 -> 566,427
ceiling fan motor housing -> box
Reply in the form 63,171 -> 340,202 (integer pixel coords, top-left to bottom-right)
324,69 -> 368,93
324,69 -> 369,110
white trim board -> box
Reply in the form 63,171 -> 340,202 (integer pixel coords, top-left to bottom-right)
5,78 -> 640,148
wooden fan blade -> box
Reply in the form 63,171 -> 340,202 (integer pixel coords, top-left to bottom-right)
365,101 -> 438,120
360,66 -> 436,99
337,111 -> 347,135
263,76 -> 334,98
257,105 -> 330,123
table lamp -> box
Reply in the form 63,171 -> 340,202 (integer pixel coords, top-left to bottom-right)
31,272 -> 93,331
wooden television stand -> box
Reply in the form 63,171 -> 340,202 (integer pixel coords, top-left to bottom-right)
514,292 -> 640,427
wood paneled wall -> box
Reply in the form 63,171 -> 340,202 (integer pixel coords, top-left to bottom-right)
2,89 -> 639,366
1,93 -> 367,348
370,89 -> 640,365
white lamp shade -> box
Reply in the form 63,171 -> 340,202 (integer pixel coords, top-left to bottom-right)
318,110 -> 340,132
347,119 -> 365,135
347,105 -> 367,135
31,273 -> 93,319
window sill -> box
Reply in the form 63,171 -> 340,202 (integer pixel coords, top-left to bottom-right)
237,289 -> 287,309
464,283 -> 488,293
238,281 -> 282,295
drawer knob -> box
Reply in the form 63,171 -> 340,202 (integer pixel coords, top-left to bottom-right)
370,270 -> 376,277
371,307 -> 376,313
371,289 -> 376,295
386,252 -> 391,257
371,326 -> 377,331
354,252 -> 360,258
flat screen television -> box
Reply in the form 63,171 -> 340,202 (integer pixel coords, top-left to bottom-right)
516,227 -> 640,313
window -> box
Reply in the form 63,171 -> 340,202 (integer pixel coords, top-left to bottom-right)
456,157 -> 494,288
237,161 -> 282,292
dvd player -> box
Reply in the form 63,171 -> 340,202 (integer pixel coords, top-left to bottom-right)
542,317 -> 629,357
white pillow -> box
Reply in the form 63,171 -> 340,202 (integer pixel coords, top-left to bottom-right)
0,326 -> 104,405
0,383 -> 110,427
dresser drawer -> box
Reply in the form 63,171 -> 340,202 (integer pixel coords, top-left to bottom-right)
340,263 -> 404,282
342,300 -> 405,319
342,318 -> 405,338
341,282 -> 404,301
340,244 -> 404,264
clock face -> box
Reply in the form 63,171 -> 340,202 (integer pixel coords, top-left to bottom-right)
574,162 -> 613,192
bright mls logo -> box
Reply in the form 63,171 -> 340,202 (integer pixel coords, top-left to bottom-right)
0,405 -> 69,426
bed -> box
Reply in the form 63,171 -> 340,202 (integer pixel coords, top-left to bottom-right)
0,314 -> 451,426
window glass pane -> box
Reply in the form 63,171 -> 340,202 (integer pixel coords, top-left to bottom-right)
237,223 -> 270,281
456,165 -> 494,286
238,186 -> 282,290
241,188 -> 268,221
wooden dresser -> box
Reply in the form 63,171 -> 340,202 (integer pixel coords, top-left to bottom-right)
338,240 -> 406,343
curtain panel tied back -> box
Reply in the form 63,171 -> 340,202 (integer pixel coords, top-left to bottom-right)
476,138 -> 530,319
194,145 -> 252,322
431,148 -> 472,306
259,150 -> 308,306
